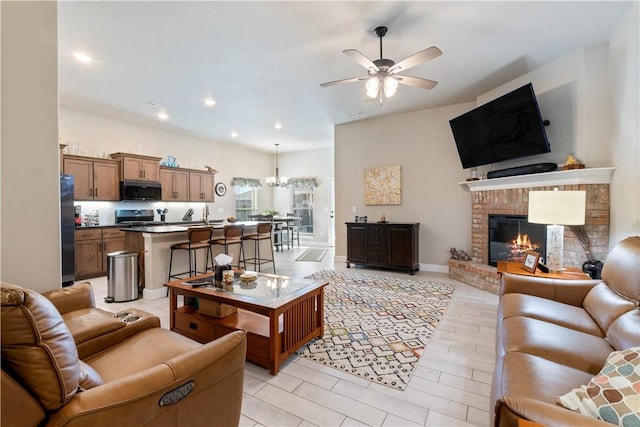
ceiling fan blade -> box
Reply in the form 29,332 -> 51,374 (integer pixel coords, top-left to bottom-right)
343,49 -> 379,72
320,76 -> 368,87
389,46 -> 442,73
396,75 -> 438,90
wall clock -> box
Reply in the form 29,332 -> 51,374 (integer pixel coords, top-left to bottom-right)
215,182 -> 227,197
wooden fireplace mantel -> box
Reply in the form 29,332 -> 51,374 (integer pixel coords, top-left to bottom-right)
459,167 -> 615,192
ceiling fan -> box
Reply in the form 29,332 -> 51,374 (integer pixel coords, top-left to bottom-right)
320,26 -> 442,103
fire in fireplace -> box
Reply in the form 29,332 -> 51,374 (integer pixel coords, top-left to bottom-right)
488,215 -> 547,267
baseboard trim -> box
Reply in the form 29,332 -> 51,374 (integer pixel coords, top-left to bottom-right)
143,286 -> 168,300
333,256 -> 449,274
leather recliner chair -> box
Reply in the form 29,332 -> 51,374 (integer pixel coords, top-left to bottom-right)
1,281 -> 247,427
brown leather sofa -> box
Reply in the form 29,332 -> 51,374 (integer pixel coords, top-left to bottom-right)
491,236 -> 640,427
1,281 -> 247,427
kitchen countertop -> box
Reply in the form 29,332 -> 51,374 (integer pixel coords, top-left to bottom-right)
122,221 -> 259,233
75,220 -> 225,230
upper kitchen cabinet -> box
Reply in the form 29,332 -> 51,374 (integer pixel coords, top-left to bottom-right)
189,171 -> 215,202
110,153 -> 161,182
63,155 -> 120,201
160,167 -> 189,201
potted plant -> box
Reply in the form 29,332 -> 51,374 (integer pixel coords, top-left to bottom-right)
569,225 -> 603,279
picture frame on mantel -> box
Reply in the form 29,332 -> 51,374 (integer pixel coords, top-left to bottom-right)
522,251 -> 540,273
364,165 -> 402,206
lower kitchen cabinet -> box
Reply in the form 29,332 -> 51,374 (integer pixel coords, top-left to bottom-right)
75,227 -> 126,280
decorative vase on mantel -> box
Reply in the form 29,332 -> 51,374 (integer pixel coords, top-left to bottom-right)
582,258 -> 603,279
569,225 -> 603,279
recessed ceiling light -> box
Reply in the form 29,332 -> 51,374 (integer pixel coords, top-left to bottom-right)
73,52 -> 93,64
204,97 -> 216,107
274,122 -> 282,130
231,131 -> 238,138
157,111 -> 169,120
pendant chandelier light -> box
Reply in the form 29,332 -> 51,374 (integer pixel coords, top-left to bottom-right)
266,143 -> 287,187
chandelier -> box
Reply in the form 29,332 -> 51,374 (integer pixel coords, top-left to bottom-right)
266,143 -> 287,187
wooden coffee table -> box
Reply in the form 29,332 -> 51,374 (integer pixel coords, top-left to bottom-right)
165,272 -> 327,375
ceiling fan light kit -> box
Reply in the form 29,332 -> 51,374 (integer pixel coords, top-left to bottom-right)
321,26 -> 442,104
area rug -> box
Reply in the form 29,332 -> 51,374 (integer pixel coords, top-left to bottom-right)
295,248 -> 327,262
298,270 -> 454,390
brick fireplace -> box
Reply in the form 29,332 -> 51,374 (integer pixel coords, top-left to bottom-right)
449,168 -> 614,293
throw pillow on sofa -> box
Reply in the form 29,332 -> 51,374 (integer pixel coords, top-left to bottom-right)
557,347 -> 640,426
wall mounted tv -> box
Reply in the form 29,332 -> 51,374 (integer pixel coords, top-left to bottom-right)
449,83 -> 551,169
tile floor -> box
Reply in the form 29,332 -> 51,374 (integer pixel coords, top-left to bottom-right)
89,244 -> 498,427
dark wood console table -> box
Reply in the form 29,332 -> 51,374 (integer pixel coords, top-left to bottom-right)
345,222 -> 420,274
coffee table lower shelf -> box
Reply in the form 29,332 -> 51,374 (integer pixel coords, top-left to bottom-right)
174,307 -> 273,370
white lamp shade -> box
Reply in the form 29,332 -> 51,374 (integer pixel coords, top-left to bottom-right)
528,190 -> 586,225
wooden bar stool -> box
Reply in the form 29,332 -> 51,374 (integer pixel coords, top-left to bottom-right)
243,222 -> 276,273
286,213 -> 300,247
167,227 -> 213,281
210,225 -> 246,269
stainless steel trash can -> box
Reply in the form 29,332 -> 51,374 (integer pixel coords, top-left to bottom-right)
106,251 -> 138,303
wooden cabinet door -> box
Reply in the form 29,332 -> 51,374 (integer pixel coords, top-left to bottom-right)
75,239 -> 103,278
346,224 -> 368,263
200,173 -> 215,201
160,169 -> 175,200
174,170 -> 190,201
189,172 -> 215,201
189,173 -> 203,201
141,159 -> 159,181
92,161 -> 120,201
122,157 -> 143,180
388,225 -> 412,268
161,169 -> 190,201
64,158 -> 93,200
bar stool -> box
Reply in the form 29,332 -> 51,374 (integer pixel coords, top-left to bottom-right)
167,227 -> 213,281
243,222 -> 276,273
210,225 -> 246,269
286,213 -> 300,247
273,221 -> 289,252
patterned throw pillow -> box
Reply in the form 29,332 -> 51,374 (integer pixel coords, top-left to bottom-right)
557,347 -> 640,426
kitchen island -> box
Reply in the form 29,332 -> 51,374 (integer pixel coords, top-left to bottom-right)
123,222 -> 259,300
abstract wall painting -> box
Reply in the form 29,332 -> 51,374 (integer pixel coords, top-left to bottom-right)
364,166 -> 401,205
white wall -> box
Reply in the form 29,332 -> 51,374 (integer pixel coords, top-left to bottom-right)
335,103 -> 474,271
608,2 -> 640,243
1,2 -> 61,292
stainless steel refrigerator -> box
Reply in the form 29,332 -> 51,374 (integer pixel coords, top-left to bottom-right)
61,175 -> 75,286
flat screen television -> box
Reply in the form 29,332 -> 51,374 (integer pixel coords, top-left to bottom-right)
449,83 -> 551,169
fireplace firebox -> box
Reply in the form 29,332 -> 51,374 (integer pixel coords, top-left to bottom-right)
488,215 -> 547,267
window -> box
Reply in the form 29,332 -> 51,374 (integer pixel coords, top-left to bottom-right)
291,187 -> 313,233
231,177 -> 262,221
235,186 -> 257,221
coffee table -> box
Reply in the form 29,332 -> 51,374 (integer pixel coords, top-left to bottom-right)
165,272 -> 327,375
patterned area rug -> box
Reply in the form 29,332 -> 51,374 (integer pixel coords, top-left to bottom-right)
299,270 -> 454,390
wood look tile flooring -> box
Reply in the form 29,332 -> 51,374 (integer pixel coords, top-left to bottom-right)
90,243 -> 498,427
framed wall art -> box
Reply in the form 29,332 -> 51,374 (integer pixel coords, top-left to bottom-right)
364,165 -> 401,206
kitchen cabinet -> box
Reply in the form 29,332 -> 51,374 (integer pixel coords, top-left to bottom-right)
160,167 -> 189,201
110,153 -> 161,182
75,227 -> 126,280
63,155 -> 120,201
345,222 -> 420,274
189,171 -> 215,202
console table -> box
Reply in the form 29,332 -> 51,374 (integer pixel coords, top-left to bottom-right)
345,222 -> 420,274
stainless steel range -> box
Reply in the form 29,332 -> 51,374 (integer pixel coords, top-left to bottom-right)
115,209 -> 166,226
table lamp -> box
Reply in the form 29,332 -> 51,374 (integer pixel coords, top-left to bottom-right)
528,188 -> 586,272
